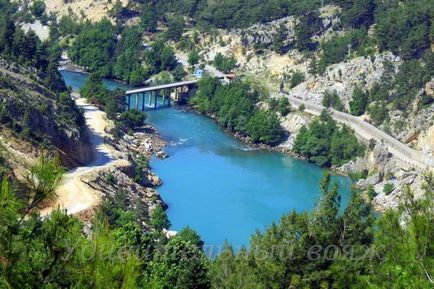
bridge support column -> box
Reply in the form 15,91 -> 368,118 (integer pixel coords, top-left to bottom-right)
154,90 -> 158,108
149,91 -> 152,107
127,94 -> 131,111
135,93 -> 139,110
141,92 -> 145,111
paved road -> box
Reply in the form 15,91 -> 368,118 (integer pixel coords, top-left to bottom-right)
176,52 -> 433,170
283,94 -> 434,170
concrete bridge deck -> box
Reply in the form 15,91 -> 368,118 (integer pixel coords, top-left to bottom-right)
125,80 -> 198,95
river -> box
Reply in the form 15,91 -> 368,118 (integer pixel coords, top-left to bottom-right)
61,70 -> 352,249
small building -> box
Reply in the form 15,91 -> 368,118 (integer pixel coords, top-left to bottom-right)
195,69 -> 204,78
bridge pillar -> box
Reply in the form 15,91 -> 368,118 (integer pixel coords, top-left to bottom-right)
141,92 -> 145,111
127,94 -> 131,111
149,91 -> 152,107
154,90 -> 157,108
135,93 -> 139,110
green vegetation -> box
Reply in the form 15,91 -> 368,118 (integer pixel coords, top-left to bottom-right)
383,183 -> 395,195
30,0 -> 46,18
277,97 -> 291,116
0,1 -> 65,91
211,172 -> 434,289
293,110 -> 365,167
69,18 -> 116,77
165,16 -> 185,41
213,53 -> 236,73
66,18 -> 177,85
190,76 -> 284,145
1,153 -> 433,289
113,27 -> 147,85
322,90 -> 344,111
289,70 -> 305,88
349,87 -> 369,116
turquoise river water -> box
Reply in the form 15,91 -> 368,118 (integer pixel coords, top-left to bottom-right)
61,70 -> 352,249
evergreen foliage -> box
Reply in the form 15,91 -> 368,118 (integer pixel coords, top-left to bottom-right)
293,110 -> 365,167
190,77 -> 284,145
213,53 -> 236,73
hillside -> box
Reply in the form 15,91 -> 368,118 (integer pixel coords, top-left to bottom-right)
0,58 -> 92,171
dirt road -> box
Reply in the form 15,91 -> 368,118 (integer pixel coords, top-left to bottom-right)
41,97 -> 120,216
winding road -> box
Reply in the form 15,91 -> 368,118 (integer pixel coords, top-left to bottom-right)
175,51 -> 434,170
283,94 -> 434,170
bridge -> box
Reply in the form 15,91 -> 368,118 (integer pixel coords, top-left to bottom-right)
125,80 -> 198,110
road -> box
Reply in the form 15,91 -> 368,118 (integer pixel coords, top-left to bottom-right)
175,52 -> 434,170
40,95 -> 122,216
283,94 -> 434,170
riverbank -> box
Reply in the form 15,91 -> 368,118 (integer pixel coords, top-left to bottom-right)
182,104 -> 351,176
40,91 -> 168,223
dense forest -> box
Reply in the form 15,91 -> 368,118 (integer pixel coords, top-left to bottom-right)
190,76 -> 285,145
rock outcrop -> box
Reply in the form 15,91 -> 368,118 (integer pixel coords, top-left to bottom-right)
0,58 -> 92,168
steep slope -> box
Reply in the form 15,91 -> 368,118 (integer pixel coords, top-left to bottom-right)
0,58 -> 92,170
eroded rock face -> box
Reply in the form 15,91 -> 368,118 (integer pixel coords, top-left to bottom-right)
0,58 -> 92,168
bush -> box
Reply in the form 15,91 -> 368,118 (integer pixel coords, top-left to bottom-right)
383,183 -> 394,195
213,53 -> 236,73
322,90 -> 344,111
349,87 -> 368,116
117,109 -> 146,132
289,70 -> 305,88
299,104 -> 306,112
277,98 -> 291,116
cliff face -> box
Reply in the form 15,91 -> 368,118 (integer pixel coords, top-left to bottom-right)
0,58 -> 92,169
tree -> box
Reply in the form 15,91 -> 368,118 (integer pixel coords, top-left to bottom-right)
365,174 -> 434,288
294,11 -> 322,51
149,203 -> 170,231
247,110 -> 284,145
322,90 -> 344,111
173,65 -> 187,81
141,3 -> 158,32
277,97 -> 291,116
342,0 -> 376,29
213,53 -> 236,73
145,237 -> 210,289
80,73 -> 109,104
177,226 -> 204,250
188,49 -> 200,68
293,110 -> 365,166
118,109 -> 146,131
349,87 -> 368,116
30,0 -> 46,18
289,70 -> 305,88
272,24 -> 287,54
68,18 -> 115,77
166,16 -> 185,41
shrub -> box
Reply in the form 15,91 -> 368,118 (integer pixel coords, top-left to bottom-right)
383,183 -> 394,195
277,97 -> 291,116
290,71 -> 305,88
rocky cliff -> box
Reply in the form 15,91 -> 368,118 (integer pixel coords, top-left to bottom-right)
0,58 -> 92,170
